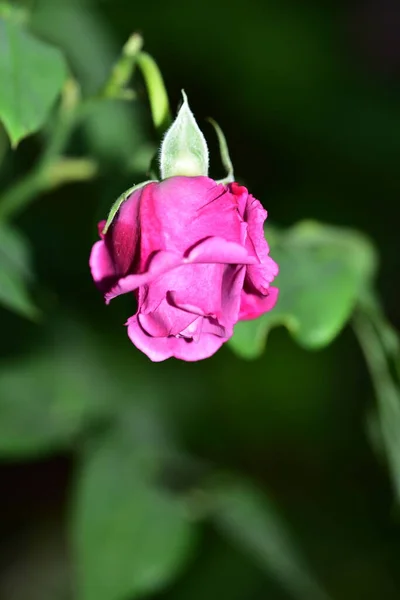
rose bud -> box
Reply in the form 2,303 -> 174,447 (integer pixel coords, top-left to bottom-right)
90,93 -> 278,361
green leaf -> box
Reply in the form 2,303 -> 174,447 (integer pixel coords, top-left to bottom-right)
0,319 -> 121,457
209,477 -> 330,600
30,0 -> 148,165
229,220 -> 377,359
72,430 -> 195,600
160,90 -> 209,179
0,223 -> 38,318
0,2 -> 28,25
0,18 -> 67,146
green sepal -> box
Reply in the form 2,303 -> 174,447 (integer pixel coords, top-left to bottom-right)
207,118 -> 235,184
159,90 -> 209,179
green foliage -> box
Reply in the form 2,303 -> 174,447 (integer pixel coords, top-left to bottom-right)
30,0 -> 147,165
354,300 -> 400,501
0,15 -> 67,146
0,320 -> 115,457
72,429 -> 195,600
230,221 -> 377,359
209,477 -> 330,600
0,223 -> 37,318
0,1 -> 400,600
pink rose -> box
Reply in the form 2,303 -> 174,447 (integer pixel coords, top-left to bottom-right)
90,176 -> 278,362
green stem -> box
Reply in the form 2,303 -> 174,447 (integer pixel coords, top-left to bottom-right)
0,78 -> 99,221
353,305 -> 400,500
136,51 -> 171,134
0,99 -> 78,221
0,171 -> 43,221
0,39 -> 170,221
102,33 -> 143,99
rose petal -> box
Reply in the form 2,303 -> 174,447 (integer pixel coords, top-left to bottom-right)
141,177 -> 244,254
179,316 -> 203,342
141,262 -> 225,317
220,265 -> 247,331
246,256 -> 279,295
105,184 -> 145,275
239,286 -> 279,320
138,298 -> 198,338
89,240 -> 118,293
237,190 -> 279,293
185,236 -> 258,265
127,315 -> 225,362
105,250 -> 182,303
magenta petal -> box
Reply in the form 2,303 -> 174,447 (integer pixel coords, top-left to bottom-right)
107,184 -> 148,274
127,316 -> 225,362
239,286 -> 279,320
89,240 -> 117,292
147,177 -> 243,253
127,316 -> 175,361
185,236 -> 258,265
247,256 -> 279,294
179,316 -> 203,342
105,251 -> 182,303
201,316 -> 227,337
167,291 -> 214,318
219,265 -> 247,332
138,299 -> 198,337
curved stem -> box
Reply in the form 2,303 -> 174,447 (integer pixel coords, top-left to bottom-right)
136,51 -> 171,134
353,303 -> 400,500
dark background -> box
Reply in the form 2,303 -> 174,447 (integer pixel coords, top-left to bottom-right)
1,0 -> 400,598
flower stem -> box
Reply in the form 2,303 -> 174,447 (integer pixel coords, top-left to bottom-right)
0,80 -> 85,221
136,51 -> 171,134
102,32 -> 143,99
353,300 -> 400,500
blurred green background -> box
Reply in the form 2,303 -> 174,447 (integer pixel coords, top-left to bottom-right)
1,0 -> 400,599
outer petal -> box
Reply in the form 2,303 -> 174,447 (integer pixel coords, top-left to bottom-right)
104,250 -> 182,303
230,183 -> 279,294
104,234 -> 256,305
247,255 -> 279,295
142,262 -> 225,319
185,236 -> 258,265
89,232 -> 120,294
139,177 -> 244,255
220,265 -> 247,332
228,182 -> 248,219
127,315 -> 225,362
106,182 -> 155,275
90,240 -> 113,285
239,286 -> 279,320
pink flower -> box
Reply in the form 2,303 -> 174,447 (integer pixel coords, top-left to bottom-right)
90,176 -> 278,362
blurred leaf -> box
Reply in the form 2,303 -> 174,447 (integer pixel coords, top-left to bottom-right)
31,0 -> 113,95
0,319 -> 120,457
230,221 -> 377,359
72,430 -> 195,600
0,17 -> 67,146
0,1 -> 28,25
0,223 -> 37,318
353,302 -> 400,501
209,476 -> 330,600
30,0 -> 146,165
